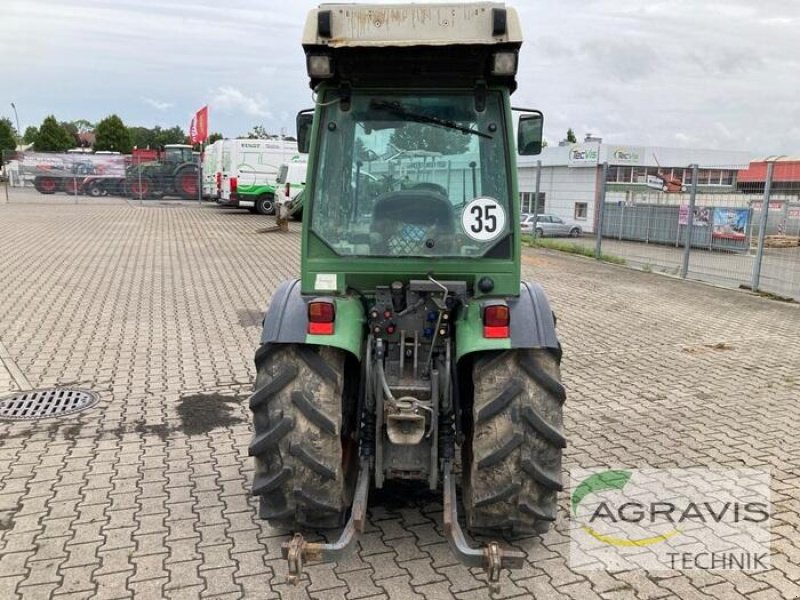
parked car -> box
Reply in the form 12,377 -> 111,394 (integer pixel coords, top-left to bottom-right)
521,213 -> 583,237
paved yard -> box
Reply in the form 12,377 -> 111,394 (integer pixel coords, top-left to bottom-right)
0,198 -> 799,599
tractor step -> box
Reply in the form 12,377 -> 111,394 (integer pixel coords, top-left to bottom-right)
282,458 -> 371,584
442,462 -> 525,593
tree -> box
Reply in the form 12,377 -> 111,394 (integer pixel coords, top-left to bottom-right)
70,119 -> 95,134
60,121 -> 81,147
94,114 -> 133,153
389,122 -> 470,155
129,125 -> 187,149
22,126 -> 39,144
207,132 -> 223,144
153,126 -> 187,147
34,115 -> 74,152
243,125 -> 277,139
566,128 -> 577,144
0,118 -> 16,161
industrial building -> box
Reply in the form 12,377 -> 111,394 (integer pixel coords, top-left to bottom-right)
517,142 -> 753,233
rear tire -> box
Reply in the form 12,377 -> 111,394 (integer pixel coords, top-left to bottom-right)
129,176 -> 153,199
34,176 -> 60,194
249,344 -> 356,529
175,166 -> 199,199
465,349 -> 566,537
255,193 -> 275,215
535,227 -> 544,238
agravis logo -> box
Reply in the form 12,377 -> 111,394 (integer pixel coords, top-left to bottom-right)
572,470 -> 680,547
569,468 -> 772,571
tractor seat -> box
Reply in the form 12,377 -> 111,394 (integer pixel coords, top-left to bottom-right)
370,189 -> 455,255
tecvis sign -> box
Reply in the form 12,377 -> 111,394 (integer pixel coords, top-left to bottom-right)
609,146 -> 644,164
568,145 -> 599,167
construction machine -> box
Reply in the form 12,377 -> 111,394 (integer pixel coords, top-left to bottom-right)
249,2 -> 565,588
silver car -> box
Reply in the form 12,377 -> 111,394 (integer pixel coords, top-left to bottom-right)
521,214 -> 583,237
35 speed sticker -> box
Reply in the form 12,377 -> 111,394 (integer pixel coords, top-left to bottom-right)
461,197 -> 506,242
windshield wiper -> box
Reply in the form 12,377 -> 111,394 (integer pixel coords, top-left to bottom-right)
369,100 -> 492,139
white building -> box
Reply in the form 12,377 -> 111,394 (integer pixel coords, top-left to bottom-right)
518,143 -> 753,233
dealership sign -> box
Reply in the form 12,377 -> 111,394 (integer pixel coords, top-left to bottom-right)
609,146 -> 644,164
568,145 -> 599,167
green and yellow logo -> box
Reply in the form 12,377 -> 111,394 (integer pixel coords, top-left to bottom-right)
572,470 -> 680,547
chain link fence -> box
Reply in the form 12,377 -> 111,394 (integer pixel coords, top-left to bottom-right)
592,161 -> 800,301
1,148 -> 203,205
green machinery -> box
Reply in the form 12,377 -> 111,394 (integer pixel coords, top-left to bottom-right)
249,2 -> 565,587
125,144 -> 199,199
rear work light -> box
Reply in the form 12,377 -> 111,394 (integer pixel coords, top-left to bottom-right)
308,300 -> 335,335
490,51 -> 518,76
307,54 -> 333,79
483,303 -> 510,338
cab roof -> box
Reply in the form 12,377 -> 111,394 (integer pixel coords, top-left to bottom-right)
303,3 -> 522,48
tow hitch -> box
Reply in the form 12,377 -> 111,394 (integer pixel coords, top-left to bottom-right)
282,457 -> 525,589
282,458 -> 371,584
442,461 -> 525,592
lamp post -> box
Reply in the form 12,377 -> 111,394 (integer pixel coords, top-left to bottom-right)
10,103 -> 21,139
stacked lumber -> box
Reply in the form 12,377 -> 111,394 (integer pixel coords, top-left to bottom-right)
764,235 -> 800,248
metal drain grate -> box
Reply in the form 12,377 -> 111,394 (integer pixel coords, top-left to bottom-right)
0,388 -> 99,421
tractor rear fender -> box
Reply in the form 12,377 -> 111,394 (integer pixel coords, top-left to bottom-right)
260,279 -> 364,360
455,281 -> 560,363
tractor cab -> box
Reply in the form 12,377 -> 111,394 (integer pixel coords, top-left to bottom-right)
163,144 -> 194,164
298,4 -> 543,296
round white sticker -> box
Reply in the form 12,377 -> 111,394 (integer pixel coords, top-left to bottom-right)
461,197 -> 506,242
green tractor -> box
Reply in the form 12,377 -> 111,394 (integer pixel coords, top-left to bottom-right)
125,144 -> 199,199
250,2 -> 565,587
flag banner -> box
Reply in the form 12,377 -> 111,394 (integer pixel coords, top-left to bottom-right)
190,106 -> 209,144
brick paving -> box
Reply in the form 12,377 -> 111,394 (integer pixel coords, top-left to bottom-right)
0,197 -> 798,599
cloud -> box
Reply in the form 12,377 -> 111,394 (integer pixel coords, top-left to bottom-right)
3,0 -> 800,154
143,98 -> 174,112
210,86 -> 272,118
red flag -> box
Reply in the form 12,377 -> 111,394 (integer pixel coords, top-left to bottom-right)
190,105 -> 209,144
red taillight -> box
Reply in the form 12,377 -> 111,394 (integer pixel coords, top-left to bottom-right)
230,177 -> 238,193
483,304 -> 509,338
285,182 -> 291,198
216,172 -> 221,189
308,300 -> 335,335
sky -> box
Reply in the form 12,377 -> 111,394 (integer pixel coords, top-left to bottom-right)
1,0 -> 798,155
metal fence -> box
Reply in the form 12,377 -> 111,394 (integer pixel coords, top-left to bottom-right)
0,148 -> 203,205
593,161 -> 800,301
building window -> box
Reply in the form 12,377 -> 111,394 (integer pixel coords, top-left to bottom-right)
520,192 -> 545,214
574,202 -> 588,220
721,170 -> 735,185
